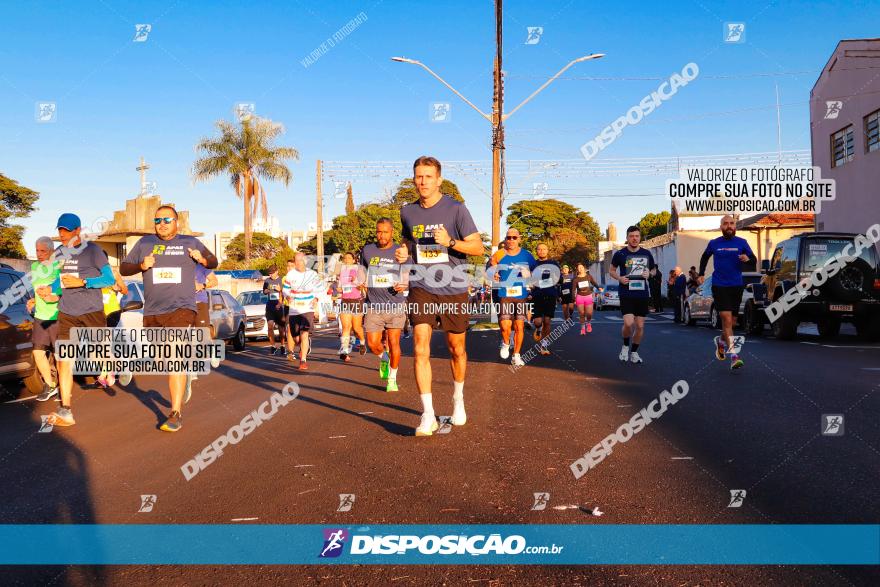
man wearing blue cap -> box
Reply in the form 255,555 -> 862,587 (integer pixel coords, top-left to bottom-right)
46,213 -> 116,427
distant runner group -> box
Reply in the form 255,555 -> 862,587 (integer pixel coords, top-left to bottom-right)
23,156 -> 754,437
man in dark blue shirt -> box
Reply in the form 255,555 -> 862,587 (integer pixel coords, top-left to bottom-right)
610,225 -> 657,364
698,215 -> 757,370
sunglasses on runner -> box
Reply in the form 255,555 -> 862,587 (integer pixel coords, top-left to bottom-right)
153,217 -> 175,225
505,235 -> 519,240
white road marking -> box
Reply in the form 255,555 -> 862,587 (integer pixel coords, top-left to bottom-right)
329,435 -> 346,439
231,517 -> 259,522
671,456 -> 693,460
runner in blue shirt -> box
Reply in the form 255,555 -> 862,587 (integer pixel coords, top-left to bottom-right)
489,228 -> 537,367
697,215 -> 757,370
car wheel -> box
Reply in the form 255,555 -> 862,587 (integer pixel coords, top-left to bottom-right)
816,315 -> 842,339
232,325 -> 246,351
23,369 -> 43,395
710,306 -> 720,329
771,311 -> 798,340
743,301 -> 763,335
684,304 -> 696,326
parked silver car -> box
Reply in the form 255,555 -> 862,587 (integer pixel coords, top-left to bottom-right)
595,284 -> 620,310
683,272 -> 763,328
118,282 -> 247,351
236,290 -> 273,340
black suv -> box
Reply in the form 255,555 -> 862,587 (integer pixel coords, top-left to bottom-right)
0,267 -> 43,394
743,232 -> 880,340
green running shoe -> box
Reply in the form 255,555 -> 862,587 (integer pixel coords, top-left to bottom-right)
385,378 -> 398,392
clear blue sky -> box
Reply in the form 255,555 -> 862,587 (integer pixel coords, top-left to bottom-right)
2,0 -> 877,255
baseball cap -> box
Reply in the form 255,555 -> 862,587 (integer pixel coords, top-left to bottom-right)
56,213 -> 81,231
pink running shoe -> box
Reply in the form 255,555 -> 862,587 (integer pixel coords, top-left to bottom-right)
586,323 -> 592,333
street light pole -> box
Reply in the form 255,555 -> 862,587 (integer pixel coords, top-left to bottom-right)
391,3 -> 604,252
491,0 -> 504,253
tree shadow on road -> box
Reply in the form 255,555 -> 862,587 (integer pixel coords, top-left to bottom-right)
0,386 -> 105,585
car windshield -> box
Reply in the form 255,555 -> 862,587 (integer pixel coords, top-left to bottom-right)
237,291 -> 268,306
801,238 -> 878,271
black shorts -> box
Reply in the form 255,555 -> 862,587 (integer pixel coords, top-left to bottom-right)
288,313 -> 314,336
533,295 -> 556,318
712,285 -> 745,313
407,287 -> 470,333
619,297 -> 650,318
196,302 -> 210,328
32,319 -> 59,351
144,308 -> 197,328
106,310 -> 122,328
58,310 -> 107,340
265,303 -> 285,324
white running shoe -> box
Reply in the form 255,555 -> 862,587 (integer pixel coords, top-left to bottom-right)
630,351 -> 643,364
452,400 -> 467,426
618,346 -> 630,362
415,412 -> 439,436
511,354 -> 525,367
499,342 -> 510,360
118,372 -> 132,386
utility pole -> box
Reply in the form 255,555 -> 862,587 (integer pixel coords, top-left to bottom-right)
316,159 -> 324,275
491,0 -> 504,251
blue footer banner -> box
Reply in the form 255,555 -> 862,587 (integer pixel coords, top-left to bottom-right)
1,524 -> 877,565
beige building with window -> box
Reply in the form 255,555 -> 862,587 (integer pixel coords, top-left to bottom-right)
810,38 -> 880,234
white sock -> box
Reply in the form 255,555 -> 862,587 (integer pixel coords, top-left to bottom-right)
341,336 -> 350,349
389,367 -> 398,380
420,393 -> 434,414
453,381 -> 464,401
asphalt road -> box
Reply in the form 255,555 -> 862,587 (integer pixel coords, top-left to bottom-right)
1,309 -> 877,586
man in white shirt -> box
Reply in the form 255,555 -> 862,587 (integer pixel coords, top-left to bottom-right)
282,252 -> 324,371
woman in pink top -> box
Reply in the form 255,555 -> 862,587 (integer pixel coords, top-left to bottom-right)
336,252 -> 366,362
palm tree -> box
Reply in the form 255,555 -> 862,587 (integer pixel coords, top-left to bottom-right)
192,117 -> 299,261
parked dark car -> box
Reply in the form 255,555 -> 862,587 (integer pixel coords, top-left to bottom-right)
0,267 -> 43,394
743,232 -> 880,340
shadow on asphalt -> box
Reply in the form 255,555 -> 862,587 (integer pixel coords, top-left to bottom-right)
0,382 -> 106,586
118,377 -> 172,428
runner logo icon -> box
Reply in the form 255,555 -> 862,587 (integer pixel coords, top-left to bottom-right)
138,494 -> 157,513
531,493 -> 550,510
822,414 -> 844,436
319,528 -> 348,558
337,494 -> 355,512
727,489 -> 746,508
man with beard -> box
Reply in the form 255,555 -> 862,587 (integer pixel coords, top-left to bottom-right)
697,215 -> 756,370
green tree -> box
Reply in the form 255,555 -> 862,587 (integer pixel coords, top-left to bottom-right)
0,173 -> 39,258
345,183 -> 355,215
391,178 -> 463,207
220,232 -> 295,271
636,210 -> 672,240
192,116 -> 299,261
505,199 -> 600,262
299,204 -> 402,256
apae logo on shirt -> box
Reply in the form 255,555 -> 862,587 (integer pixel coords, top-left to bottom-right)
369,256 -> 380,266
152,244 -> 167,255
411,224 -> 445,239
